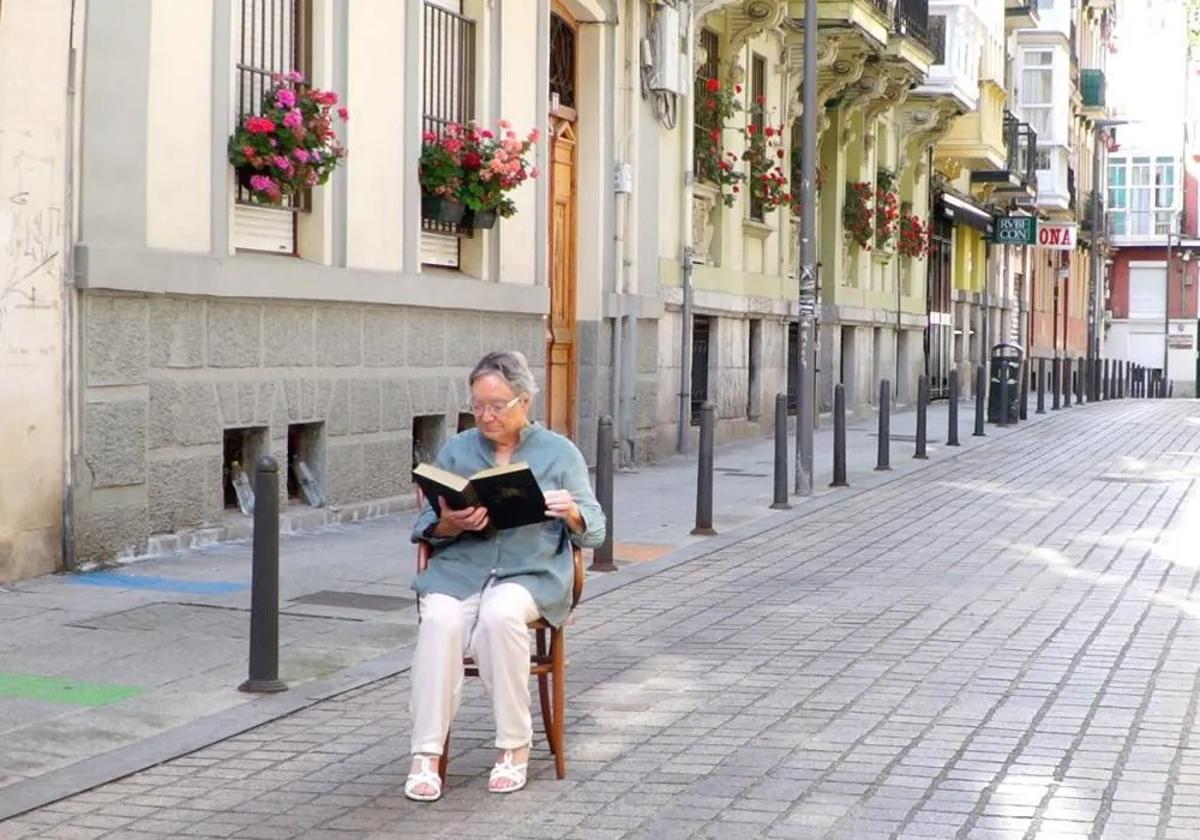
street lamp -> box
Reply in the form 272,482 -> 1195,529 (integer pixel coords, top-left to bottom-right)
1090,118 -> 1131,401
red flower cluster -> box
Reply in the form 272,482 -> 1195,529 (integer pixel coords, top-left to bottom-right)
419,119 -> 539,217
843,181 -> 874,250
743,113 -> 790,213
874,186 -> 899,248
695,77 -> 745,206
898,212 -> 930,259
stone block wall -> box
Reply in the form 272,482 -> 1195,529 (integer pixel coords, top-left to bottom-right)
75,291 -> 545,565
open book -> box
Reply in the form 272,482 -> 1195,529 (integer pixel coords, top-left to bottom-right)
412,461 -> 550,532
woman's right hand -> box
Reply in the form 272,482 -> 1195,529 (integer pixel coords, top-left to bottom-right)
431,505 -> 490,538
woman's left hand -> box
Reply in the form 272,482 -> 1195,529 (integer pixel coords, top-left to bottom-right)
544,489 -> 584,534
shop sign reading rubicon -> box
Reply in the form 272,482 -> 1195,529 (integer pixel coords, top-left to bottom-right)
992,216 -> 1036,245
990,217 -> 1078,250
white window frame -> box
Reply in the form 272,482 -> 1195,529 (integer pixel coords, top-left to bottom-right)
1017,48 -> 1054,144
1107,155 -> 1179,238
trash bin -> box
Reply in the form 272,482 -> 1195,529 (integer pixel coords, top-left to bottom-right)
988,343 -> 1023,423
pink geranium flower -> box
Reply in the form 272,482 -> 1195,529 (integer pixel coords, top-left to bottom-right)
274,88 -> 296,109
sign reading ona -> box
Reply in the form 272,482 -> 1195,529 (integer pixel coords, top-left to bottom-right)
1036,222 -> 1077,250
992,216 -> 1036,245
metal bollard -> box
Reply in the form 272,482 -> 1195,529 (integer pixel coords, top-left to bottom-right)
240,456 -> 287,694
1080,359 -> 1089,405
1063,358 -> 1073,408
831,384 -> 849,487
770,394 -> 791,510
947,369 -> 961,446
589,416 -> 617,572
1052,358 -> 1062,410
1078,359 -> 1086,403
998,365 -> 1012,427
1019,360 -> 1029,421
1036,358 -> 1046,415
875,380 -> 892,471
692,402 -> 716,536
973,365 -> 986,437
914,375 -> 929,460
1103,359 -> 1110,400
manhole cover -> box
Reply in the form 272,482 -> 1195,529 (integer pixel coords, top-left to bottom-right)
291,590 -> 413,611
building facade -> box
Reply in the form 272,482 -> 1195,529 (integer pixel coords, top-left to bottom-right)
0,0 -> 73,581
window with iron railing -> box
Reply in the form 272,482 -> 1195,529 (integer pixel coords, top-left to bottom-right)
893,0 -> 930,50
749,54 -> 766,221
421,0 -> 476,265
236,0 -> 311,210
694,28 -> 721,179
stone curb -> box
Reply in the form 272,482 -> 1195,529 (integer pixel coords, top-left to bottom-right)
0,403 -> 1066,821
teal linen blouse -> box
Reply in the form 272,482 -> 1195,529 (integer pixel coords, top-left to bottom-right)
410,423 -> 606,627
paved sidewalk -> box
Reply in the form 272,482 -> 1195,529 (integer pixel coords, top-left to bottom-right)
0,395 -> 1042,814
3,398 -> 1198,839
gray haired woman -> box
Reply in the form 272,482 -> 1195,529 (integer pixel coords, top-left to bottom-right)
405,351 -> 606,801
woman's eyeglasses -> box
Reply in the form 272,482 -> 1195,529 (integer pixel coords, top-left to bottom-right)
466,395 -> 522,417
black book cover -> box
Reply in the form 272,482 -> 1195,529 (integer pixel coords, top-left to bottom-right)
413,462 -> 550,531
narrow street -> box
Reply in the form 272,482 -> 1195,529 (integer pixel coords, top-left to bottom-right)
3,400 -> 1198,840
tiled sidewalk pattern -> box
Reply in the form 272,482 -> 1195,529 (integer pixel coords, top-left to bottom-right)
2,400 -> 1199,840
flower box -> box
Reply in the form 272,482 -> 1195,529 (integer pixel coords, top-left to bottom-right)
463,208 -> 498,230
422,194 -> 466,225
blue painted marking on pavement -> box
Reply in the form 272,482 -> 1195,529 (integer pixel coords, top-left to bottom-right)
68,572 -> 247,595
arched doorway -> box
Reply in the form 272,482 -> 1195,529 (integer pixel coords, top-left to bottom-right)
546,6 -> 578,438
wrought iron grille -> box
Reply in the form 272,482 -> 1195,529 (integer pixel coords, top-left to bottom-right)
1001,110 -> 1020,176
694,28 -> 721,178
550,14 -> 576,109
894,0 -> 929,50
236,0 -> 311,211
422,1 -> 476,236
749,54 -> 767,221
1017,122 -> 1037,188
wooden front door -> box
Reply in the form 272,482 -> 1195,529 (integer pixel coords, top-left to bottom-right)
547,117 -> 577,438
546,9 -> 577,438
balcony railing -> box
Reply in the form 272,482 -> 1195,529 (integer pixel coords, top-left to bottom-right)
1080,191 -> 1106,234
1016,122 -> 1037,188
1081,69 -> 1106,108
869,0 -> 890,16
1005,0 -> 1039,17
1067,166 -> 1076,211
893,0 -> 930,50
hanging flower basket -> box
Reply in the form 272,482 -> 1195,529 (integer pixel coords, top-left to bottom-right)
227,72 -> 348,207
421,194 -> 466,224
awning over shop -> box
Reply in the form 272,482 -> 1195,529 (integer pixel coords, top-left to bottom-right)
937,192 -> 994,236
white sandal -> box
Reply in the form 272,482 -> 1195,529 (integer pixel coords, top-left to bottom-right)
488,749 -> 528,794
405,755 -> 443,802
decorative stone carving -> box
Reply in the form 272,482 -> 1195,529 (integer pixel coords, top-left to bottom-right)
693,183 -> 720,265
724,0 -> 788,83
896,96 -> 963,177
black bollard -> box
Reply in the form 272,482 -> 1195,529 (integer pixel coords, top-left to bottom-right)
1063,358 -> 1073,408
589,416 -> 617,572
998,364 -> 1013,427
831,384 -> 849,487
1079,359 -> 1086,403
973,365 -> 986,437
1103,359 -> 1110,400
692,402 -> 716,536
1052,358 -> 1062,410
240,456 -> 287,694
1036,358 -> 1046,414
947,369 -> 961,446
915,375 -> 929,460
771,394 -> 791,510
876,380 -> 892,471
1019,360 -> 1029,421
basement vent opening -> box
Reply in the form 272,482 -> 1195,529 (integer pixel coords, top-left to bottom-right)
223,426 -> 269,514
287,422 -> 326,507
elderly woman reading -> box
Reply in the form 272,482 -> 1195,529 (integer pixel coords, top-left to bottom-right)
405,351 -> 606,802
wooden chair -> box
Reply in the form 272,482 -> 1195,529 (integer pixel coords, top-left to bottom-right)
415,539 -> 584,781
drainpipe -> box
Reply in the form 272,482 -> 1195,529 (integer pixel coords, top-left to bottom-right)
676,1 -> 696,454
61,0 -> 82,572
618,0 -> 640,466
603,2 -> 624,459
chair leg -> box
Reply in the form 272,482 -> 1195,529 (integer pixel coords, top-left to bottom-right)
536,629 -> 555,756
438,731 -> 450,782
551,629 -> 567,779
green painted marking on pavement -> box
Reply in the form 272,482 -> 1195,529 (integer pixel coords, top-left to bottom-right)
0,673 -> 143,707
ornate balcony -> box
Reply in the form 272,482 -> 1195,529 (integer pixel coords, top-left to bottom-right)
970,110 -> 1038,198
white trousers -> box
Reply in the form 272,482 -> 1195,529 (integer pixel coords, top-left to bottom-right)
409,582 -> 539,756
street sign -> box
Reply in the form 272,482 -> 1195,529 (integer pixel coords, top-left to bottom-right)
1036,222 -> 1077,250
992,216 -> 1036,245
1167,334 -> 1194,349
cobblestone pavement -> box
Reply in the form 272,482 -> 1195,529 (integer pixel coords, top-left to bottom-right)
4,400 -> 1199,840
